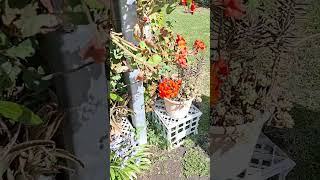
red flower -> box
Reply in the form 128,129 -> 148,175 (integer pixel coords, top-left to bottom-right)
193,40 -> 206,51
158,79 -> 182,99
176,34 -> 187,49
217,0 -> 245,20
143,16 -> 150,23
181,0 -> 187,6
190,1 -> 196,15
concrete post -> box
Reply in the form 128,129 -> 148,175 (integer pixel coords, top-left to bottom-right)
41,25 -> 108,180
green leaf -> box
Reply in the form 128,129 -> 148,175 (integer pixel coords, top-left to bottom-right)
127,164 -> 141,174
110,168 -> 115,180
0,69 -> 12,91
159,65 -> 171,75
148,54 -> 162,66
0,59 -> 21,87
110,93 -> 124,102
166,3 -> 177,14
14,14 -> 60,37
0,101 -> 43,125
0,31 -> 8,47
5,39 -> 35,59
111,74 -> 121,81
139,41 -> 147,50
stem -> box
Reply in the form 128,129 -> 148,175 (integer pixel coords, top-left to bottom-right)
111,35 -> 155,71
41,60 -> 95,80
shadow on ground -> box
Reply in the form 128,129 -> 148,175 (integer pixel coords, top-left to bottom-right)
263,105 -> 320,180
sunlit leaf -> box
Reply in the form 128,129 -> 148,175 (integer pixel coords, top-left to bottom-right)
139,41 -> 147,50
148,54 -> 162,66
110,93 -> 124,102
166,3 -> 178,14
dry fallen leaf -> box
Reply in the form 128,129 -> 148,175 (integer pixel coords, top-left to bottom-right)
79,37 -> 106,63
136,70 -> 144,81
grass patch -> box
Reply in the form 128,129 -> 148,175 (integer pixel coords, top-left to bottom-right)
182,147 -> 210,178
306,0 -> 320,33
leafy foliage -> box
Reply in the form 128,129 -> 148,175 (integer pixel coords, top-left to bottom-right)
211,0 -> 306,127
0,103 -> 84,180
146,115 -> 170,150
0,101 -> 43,125
110,133 -> 152,180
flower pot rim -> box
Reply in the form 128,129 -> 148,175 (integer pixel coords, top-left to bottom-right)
163,97 -> 194,104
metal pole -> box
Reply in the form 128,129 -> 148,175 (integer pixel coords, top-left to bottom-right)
117,0 -> 148,144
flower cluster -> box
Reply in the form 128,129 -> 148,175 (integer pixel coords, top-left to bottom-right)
176,34 -> 188,68
110,132 -> 139,169
211,58 -> 229,106
193,39 -> 206,52
158,79 -> 182,99
216,0 -> 245,20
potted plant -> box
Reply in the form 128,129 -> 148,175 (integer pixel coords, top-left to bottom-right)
209,0 -> 299,179
158,35 -> 206,119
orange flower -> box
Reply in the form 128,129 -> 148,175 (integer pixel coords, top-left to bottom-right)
176,34 -> 187,50
176,51 -> 188,68
158,79 -> 182,99
193,40 -> 206,51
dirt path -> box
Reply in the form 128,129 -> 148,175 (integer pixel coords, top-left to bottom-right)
139,146 -> 210,180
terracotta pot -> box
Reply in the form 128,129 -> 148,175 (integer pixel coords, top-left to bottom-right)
163,97 -> 194,119
209,109 -> 274,180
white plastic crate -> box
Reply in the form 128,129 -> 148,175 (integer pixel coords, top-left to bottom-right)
151,100 -> 202,149
230,133 -> 296,180
120,117 -> 134,138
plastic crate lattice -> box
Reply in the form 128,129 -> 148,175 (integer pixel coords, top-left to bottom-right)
151,100 -> 202,148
